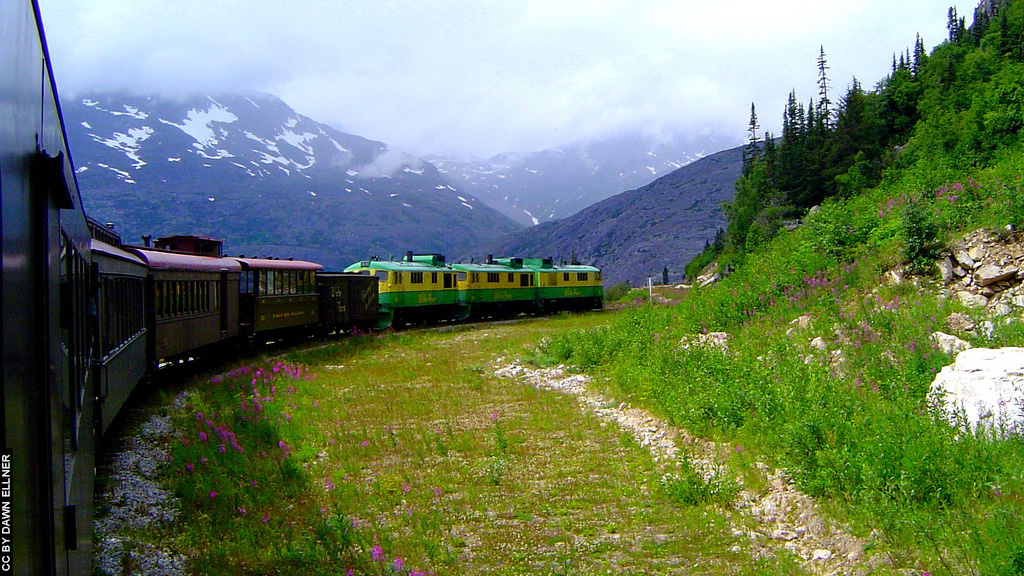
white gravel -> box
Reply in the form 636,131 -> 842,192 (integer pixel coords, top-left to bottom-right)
94,411 -> 187,576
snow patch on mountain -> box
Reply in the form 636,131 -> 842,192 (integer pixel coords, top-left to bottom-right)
159,100 -> 238,151
91,126 -> 155,169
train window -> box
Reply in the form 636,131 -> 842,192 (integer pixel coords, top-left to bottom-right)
411,272 -> 424,284
508,273 -> 514,283
444,273 -> 453,288
431,272 -> 438,284
563,273 -> 570,282
394,272 -> 403,284
487,272 -> 499,283
472,273 -> 479,283
596,272 -> 602,281
374,270 -> 388,283
520,274 -> 530,287
577,273 -> 589,281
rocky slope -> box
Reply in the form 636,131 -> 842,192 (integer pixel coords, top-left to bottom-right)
475,144 -> 743,286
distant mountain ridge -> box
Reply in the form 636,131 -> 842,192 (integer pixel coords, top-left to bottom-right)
428,133 -> 722,226
64,92 -> 521,269
477,145 -> 744,286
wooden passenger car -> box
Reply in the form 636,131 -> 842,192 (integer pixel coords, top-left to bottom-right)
1,1 -> 97,569
128,248 -> 242,362
235,257 -> 323,340
91,238 -> 149,436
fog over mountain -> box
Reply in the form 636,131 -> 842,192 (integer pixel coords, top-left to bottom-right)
428,131 -> 720,226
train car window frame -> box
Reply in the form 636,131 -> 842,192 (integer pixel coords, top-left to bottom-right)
577,272 -> 589,281
444,273 -> 453,288
431,272 -> 438,284
507,273 -> 514,283
563,272 -> 570,282
487,272 -> 499,283
411,272 -> 424,284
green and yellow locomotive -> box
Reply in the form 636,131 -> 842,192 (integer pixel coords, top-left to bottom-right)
346,252 -> 603,327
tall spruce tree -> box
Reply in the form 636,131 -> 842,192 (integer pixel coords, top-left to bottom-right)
912,34 -> 927,76
817,46 -> 833,128
743,103 -> 762,173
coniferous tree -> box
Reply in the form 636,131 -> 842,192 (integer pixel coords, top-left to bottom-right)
743,103 -> 762,173
817,46 -> 832,128
912,34 -> 927,76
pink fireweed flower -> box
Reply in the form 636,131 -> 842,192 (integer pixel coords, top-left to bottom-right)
262,514 -> 269,523
238,507 -> 247,516
372,545 -> 384,562
186,463 -> 194,472
198,431 -> 208,442
394,557 -> 405,571
251,480 -> 259,487
361,440 -> 370,447
402,483 -> 411,494
208,491 -> 217,498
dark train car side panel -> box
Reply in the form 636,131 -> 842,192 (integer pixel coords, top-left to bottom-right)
91,241 -> 148,436
129,249 -> 241,362
151,270 -> 239,361
317,273 -> 379,332
1,2 -> 96,573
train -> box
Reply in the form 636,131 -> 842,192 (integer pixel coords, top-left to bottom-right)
1,3 -> 602,574
343,252 -> 603,327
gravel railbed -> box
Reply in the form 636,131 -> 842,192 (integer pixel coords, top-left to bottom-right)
94,403 -> 187,576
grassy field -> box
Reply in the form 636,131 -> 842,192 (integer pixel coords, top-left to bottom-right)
99,312 -> 820,576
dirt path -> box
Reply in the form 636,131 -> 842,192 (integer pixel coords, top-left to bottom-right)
494,360 -> 883,576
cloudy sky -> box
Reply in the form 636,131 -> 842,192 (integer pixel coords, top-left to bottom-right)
39,1 -> 963,158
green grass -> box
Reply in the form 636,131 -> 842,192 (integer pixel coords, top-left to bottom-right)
102,313 -> 806,576
545,150 -> 1024,575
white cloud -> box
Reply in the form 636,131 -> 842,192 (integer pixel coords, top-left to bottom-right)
39,0 -> 963,157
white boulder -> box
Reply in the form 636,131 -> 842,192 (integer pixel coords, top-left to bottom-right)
929,347 -> 1024,435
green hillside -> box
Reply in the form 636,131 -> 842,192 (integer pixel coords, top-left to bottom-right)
551,2 -> 1024,574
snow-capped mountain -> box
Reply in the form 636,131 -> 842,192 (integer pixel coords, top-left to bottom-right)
428,132 -> 725,226
64,92 -> 521,269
